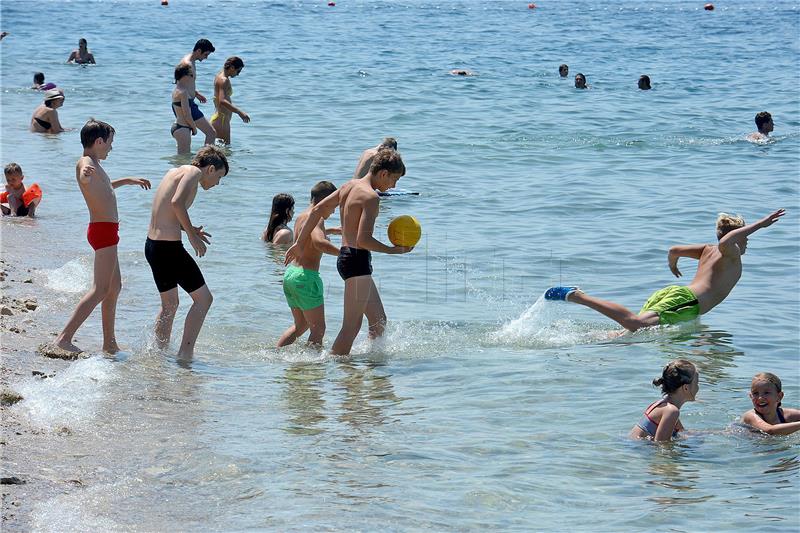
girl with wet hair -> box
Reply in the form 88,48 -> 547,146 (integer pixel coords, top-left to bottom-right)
263,193 -> 295,244
741,372 -> 800,435
630,360 -> 699,442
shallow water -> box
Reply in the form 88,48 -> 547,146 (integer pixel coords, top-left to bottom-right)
2,0 -> 799,530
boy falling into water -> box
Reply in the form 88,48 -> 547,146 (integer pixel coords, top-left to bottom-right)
145,146 -> 228,358
54,120 -> 151,354
285,150 -> 412,355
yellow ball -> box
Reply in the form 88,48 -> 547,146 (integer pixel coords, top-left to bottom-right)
388,215 -> 422,247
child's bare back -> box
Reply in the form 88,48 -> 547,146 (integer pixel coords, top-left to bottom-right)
148,165 -> 202,240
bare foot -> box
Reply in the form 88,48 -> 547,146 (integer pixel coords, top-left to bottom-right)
55,337 -> 83,353
565,289 -> 583,303
103,341 -> 120,354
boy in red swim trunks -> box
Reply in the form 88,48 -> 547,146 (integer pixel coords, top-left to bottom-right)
54,119 -> 150,354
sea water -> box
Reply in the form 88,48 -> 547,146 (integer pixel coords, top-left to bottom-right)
1,0 -> 799,530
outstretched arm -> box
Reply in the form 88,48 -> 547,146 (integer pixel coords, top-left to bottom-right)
667,244 -> 706,278
285,190 -> 341,264
719,209 -> 785,257
112,177 -> 151,189
742,410 -> 800,436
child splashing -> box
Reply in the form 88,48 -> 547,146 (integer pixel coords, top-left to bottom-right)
631,360 -> 699,442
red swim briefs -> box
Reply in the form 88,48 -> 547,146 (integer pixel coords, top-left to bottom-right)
87,222 -> 120,251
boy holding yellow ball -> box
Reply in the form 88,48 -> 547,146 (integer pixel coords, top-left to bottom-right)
284,149 -> 413,355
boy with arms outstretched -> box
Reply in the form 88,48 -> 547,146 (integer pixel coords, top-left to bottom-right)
277,181 -> 340,348
285,150 -> 412,355
55,119 -> 151,353
545,209 -> 785,330
145,146 -> 228,358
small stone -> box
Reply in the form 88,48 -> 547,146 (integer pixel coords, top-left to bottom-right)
38,343 -> 86,361
24,300 -> 37,311
32,370 -> 45,377
23,279 -> 32,284
0,307 -> 12,316
0,477 -> 25,485
9,327 -> 19,334
0,392 -> 23,406
57,427 -> 72,436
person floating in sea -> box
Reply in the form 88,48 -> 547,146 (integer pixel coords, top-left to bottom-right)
741,373 -> 800,435
31,72 -> 56,91
353,137 -> 397,179
144,146 -> 229,359
746,111 -> 773,142
66,38 -> 95,64
170,64 -> 198,154
559,64 -> 569,78
450,69 -> 474,76
277,181 -> 341,348
177,39 -> 217,146
638,75 -> 651,90
210,56 -> 250,145
574,73 -> 588,89
30,89 -> 65,134
544,209 -> 786,331
285,149 -> 413,356
630,360 -> 699,442
2,163 -> 41,218
53,119 -> 151,354
263,193 -> 295,244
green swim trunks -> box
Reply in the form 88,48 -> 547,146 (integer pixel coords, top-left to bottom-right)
283,265 -> 324,310
640,285 -> 700,325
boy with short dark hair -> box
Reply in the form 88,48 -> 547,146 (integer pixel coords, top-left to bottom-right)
277,181 -> 340,348
145,145 -> 228,359
53,119 -> 151,354
177,39 -> 216,145
748,111 -> 773,141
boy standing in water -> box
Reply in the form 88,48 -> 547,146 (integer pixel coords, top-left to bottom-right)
145,146 -> 228,358
54,119 -> 151,353
177,38 -> 216,145
277,181 -> 340,348
285,150 -> 412,355
545,209 -> 785,331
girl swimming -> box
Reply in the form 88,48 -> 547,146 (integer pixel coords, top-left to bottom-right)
210,56 -> 250,145
741,373 -> 800,435
263,194 -> 295,244
630,359 -> 699,442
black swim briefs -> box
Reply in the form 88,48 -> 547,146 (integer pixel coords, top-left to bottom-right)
144,238 -> 206,294
336,246 -> 373,280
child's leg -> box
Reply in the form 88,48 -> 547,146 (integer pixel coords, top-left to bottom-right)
26,197 -> 40,217
363,278 -> 386,339
277,308 -> 308,348
568,290 -> 659,331
196,118 -> 216,146
56,246 -> 118,352
1,205 -> 9,216
177,284 -> 213,358
302,305 -> 326,347
100,255 -> 122,353
173,128 -> 192,154
154,288 -> 180,349
7,195 -> 22,216
331,276 -> 372,356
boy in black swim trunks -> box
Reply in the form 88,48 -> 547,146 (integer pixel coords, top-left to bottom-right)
285,149 -> 413,355
145,145 -> 228,358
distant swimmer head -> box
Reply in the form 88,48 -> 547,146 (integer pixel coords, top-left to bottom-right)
638,75 -> 651,90
379,137 -> 398,151
33,72 -> 45,85
266,193 -> 295,241
78,38 -> 88,49
224,56 -> 244,76
574,73 -> 587,89
653,360 -> 698,397
755,111 -> 773,134
174,63 -> 193,83
450,69 -> 473,76
704,3 -> 715,11
559,64 -> 569,77
369,149 -> 405,191
310,180 -> 338,218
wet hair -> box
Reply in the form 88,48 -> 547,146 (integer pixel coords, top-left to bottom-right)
379,137 -> 398,150
80,118 -> 115,148
266,193 -> 295,242
174,63 -> 192,82
716,213 -> 745,240
575,73 -> 586,88
79,38 -> 87,47
559,64 -> 569,77
755,111 -> 772,131
33,72 -> 45,85
4,163 -> 23,177
310,180 -> 337,204
191,145 -> 229,176
751,372 -> 782,394
638,75 -> 651,90
224,56 -> 244,71
194,38 -> 215,53
653,360 -> 697,394
368,149 -> 405,176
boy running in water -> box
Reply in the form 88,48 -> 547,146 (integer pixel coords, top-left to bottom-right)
545,209 -> 785,330
54,119 -> 151,353
285,150 -> 412,355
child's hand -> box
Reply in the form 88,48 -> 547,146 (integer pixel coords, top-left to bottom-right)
239,111 -> 250,124
668,257 -> 682,278
390,245 -> 414,254
132,178 -> 151,189
284,243 -> 303,265
325,226 -> 342,235
81,165 -> 96,180
194,225 -> 211,244
191,126 -> 197,136
758,208 -> 785,228
188,232 -> 208,258
196,93 -> 207,104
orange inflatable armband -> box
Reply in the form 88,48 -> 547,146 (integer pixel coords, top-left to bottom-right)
0,183 -> 42,206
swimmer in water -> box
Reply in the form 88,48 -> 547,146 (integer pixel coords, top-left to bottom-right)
559,64 -> 569,78
450,69 -> 474,76
545,209 -> 786,331
353,137 -> 398,179
746,111 -> 773,142
30,89 -> 65,134
210,56 -> 250,145
263,194 -> 295,244
66,38 -> 96,64
171,64 -> 197,154
638,75 -> 651,90
177,39 -> 217,146
631,360 -> 699,442
574,73 -> 588,89
741,373 -> 800,435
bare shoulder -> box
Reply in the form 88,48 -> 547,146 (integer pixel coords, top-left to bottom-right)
741,409 -> 757,424
783,407 -> 800,422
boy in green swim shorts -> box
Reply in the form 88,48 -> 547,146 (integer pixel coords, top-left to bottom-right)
277,181 -> 340,348
545,208 -> 785,331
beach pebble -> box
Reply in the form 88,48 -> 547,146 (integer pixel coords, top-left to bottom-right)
24,300 -> 37,311
0,306 -> 12,316
37,343 -> 86,361
0,392 -> 23,406
23,279 -> 32,284
0,477 -> 26,485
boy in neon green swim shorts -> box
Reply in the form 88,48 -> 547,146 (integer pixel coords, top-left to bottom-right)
277,181 -> 340,348
545,209 -> 786,331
